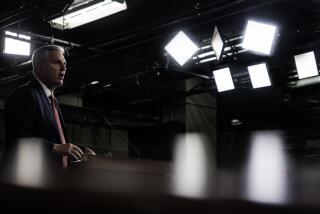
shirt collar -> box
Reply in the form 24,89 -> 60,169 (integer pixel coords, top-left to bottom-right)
36,78 -> 52,98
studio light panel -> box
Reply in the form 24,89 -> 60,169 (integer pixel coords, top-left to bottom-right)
213,67 -> 235,92
211,26 -> 224,61
50,0 -> 128,30
165,31 -> 199,66
3,31 -> 31,56
242,20 -> 277,55
294,51 -> 319,79
248,63 -> 271,88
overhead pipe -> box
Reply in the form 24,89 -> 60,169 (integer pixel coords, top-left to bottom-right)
170,68 -> 212,80
0,13 -> 37,30
0,74 -> 27,86
281,0 -> 320,13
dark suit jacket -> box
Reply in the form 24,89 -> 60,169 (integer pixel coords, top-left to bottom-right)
3,78 -> 68,168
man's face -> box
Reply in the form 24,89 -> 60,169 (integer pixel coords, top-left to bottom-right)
38,50 -> 66,90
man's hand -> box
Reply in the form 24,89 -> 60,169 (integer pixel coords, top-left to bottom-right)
53,143 -> 84,160
81,147 -> 96,161
84,147 -> 96,156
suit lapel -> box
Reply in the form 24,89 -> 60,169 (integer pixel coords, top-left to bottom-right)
31,79 -> 60,138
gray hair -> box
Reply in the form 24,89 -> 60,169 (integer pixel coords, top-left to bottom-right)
32,45 -> 65,76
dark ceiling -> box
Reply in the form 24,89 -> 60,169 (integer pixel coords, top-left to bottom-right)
1,0 -> 320,125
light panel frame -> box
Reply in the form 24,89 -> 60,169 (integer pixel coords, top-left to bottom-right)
247,62 -> 272,89
213,67 -> 235,92
165,31 -> 199,66
211,26 -> 224,61
242,20 -> 277,55
294,51 -> 319,79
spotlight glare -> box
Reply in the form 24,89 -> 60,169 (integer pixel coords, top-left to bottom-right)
89,81 -> 99,85
165,31 -> 199,66
213,67 -> 235,92
294,51 -> 319,79
248,63 -> 272,88
242,20 -> 277,55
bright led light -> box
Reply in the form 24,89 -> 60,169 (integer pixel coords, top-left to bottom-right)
199,57 -> 216,64
50,0 -> 127,30
213,67 -> 234,92
5,31 -> 31,41
3,31 -> 31,56
294,51 -> 319,79
242,20 -> 277,55
246,131 -> 289,204
248,63 -> 271,88
172,134 -> 212,198
18,34 -> 31,40
103,83 -> 112,88
90,81 -> 99,85
211,26 -> 224,61
5,31 -> 17,37
198,51 -> 215,58
15,139 -> 45,187
4,38 -> 30,56
165,31 -> 199,66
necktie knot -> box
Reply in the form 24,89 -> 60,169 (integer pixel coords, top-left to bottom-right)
49,92 -> 55,100
49,95 -> 57,108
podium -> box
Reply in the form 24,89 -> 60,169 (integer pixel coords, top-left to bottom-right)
1,156 -> 320,213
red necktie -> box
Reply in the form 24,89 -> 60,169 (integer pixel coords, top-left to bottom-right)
50,94 -> 68,168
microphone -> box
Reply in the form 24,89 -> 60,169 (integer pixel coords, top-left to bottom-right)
93,131 -> 108,156
102,115 -> 141,159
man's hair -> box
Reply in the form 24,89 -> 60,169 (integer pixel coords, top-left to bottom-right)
32,45 -> 65,76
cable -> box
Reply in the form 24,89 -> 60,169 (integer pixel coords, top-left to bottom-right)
93,130 -> 107,156
69,130 -> 109,157
102,115 -> 141,159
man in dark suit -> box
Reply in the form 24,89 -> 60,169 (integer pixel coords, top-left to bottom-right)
3,45 -> 94,171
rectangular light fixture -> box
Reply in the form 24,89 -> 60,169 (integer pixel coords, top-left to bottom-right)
213,67 -> 235,92
242,20 -> 277,55
294,51 -> 319,79
165,31 -> 199,66
3,31 -> 31,56
247,63 -> 271,88
211,26 -> 224,61
50,0 -> 127,30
